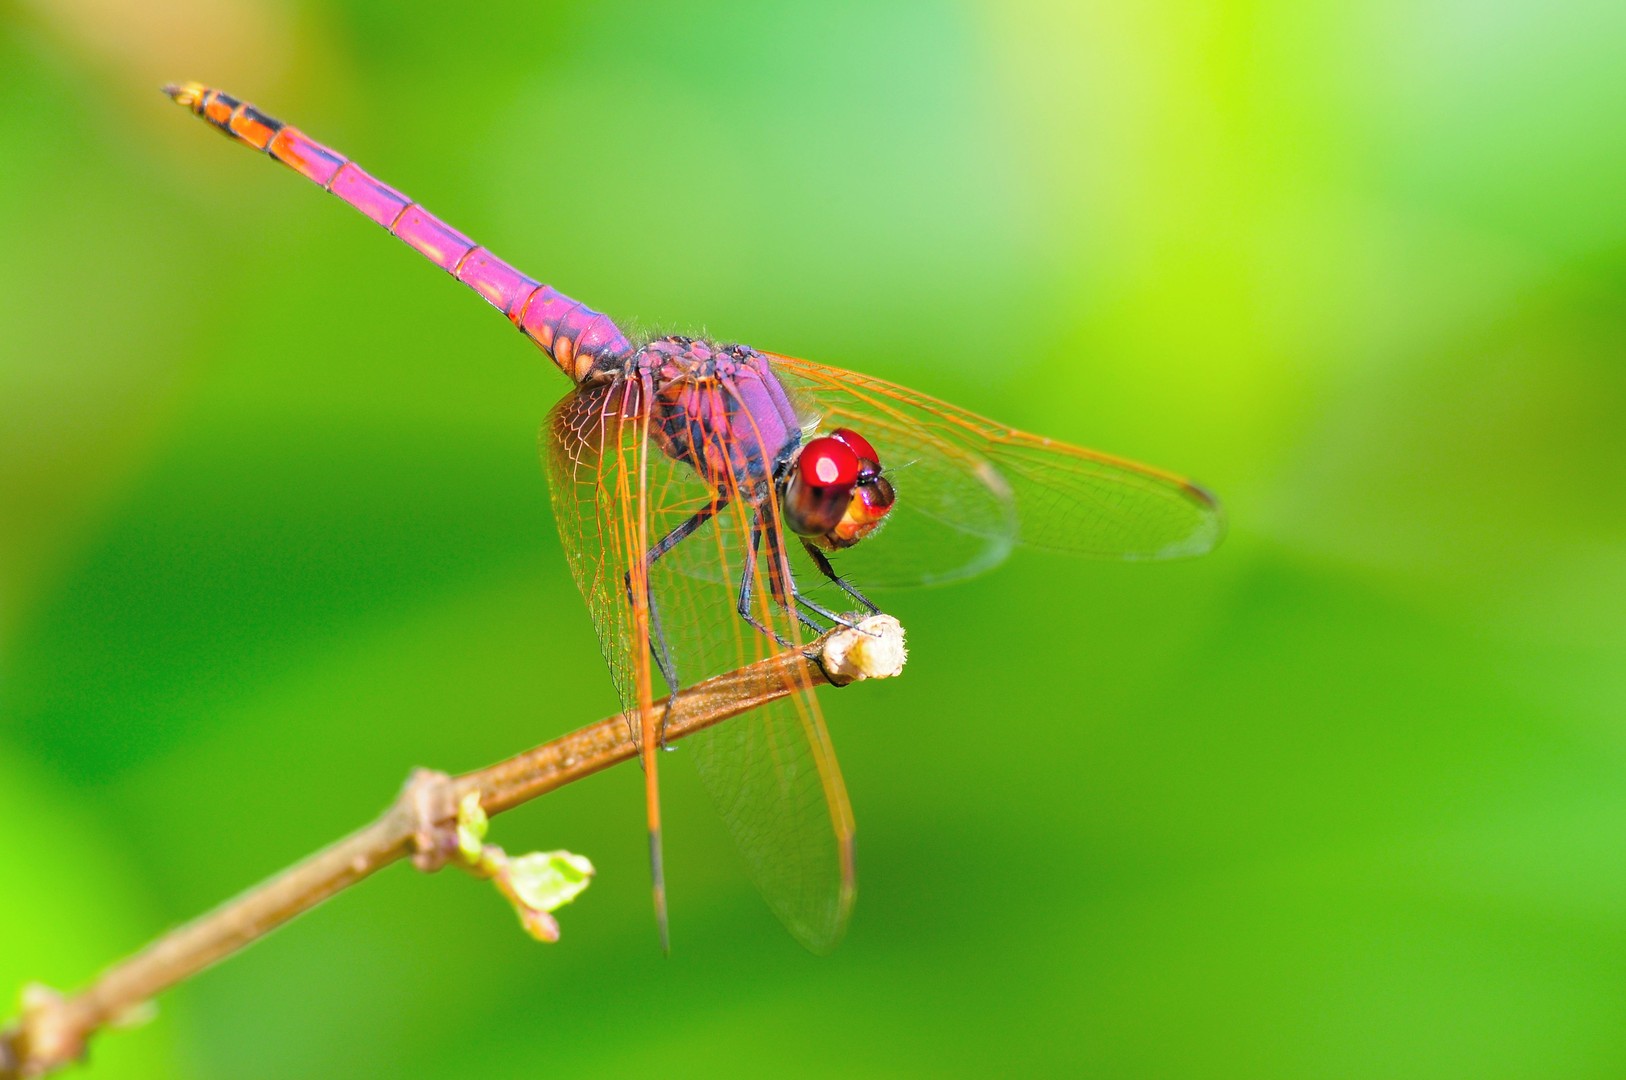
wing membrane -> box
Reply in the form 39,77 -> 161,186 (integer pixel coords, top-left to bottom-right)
767,352 -> 1225,586
545,379 -> 653,745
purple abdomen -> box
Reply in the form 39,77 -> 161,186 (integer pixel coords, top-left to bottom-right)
165,82 -> 632,384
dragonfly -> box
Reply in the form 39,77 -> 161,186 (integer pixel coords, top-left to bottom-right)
164,82 -> 1224,953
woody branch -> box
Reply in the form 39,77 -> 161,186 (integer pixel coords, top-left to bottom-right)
0,617 -> 906,1080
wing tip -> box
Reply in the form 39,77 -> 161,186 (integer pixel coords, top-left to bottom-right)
1158,477 -> 1227,559
1181,478 -> 1221,511
771,831 -> 856,956
650,828 -> 672,956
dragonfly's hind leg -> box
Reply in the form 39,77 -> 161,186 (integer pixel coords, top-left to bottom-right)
737,511 -> 799,647
627,498 -> 727,748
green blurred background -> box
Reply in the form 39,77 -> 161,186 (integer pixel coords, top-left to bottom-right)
4,1 -> 1625,1076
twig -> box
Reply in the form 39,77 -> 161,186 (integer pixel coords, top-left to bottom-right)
0,616 -> 906,1079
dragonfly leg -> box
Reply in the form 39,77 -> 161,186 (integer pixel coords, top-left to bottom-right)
792,590 -> 867,630
627,498 -> 727,747
780,544 -> 868,628
738,506 -> 856,641
759,512 -> 838,637
737,510 -> 803,647
802,540 -> 880,614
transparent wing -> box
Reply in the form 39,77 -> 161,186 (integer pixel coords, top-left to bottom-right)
545,379 -> 655,748
766,351 -> 1225,587
544,374 -> 856,952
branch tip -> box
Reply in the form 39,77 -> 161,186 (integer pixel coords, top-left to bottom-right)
816,614 -> 908,685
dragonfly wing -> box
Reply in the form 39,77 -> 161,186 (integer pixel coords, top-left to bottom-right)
546,373 -> 856,952
685,684 -> 856,951
544,378 -> 671,944
544,380 -> 654,747
767,351 -> 1225,587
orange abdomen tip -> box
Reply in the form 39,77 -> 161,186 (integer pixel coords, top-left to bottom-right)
162,81 -> 208,108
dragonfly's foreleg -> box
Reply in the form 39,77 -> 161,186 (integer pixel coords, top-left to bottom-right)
766,530 -> 866,631
801,540 -> 880,614
791,590 -> 867,630
741,507 -> 865,637
627,498 -> 726,747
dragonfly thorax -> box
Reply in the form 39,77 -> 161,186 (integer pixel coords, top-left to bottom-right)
633,336 -> 803,503
627,335 -> 896,547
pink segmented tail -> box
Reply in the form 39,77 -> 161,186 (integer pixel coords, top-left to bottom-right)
163,82 -> 630,383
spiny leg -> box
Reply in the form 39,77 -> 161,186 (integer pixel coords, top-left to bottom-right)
764,527 -> 865,630
626,497 -> 726,746
744,507 -> 839,644
735,508 -> 873,642
802,540 -> 880,614
793,590 -> 867,629
762,513 -> 836,638
737,509 -> 797,647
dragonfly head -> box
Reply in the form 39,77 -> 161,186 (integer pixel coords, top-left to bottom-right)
783,428 -> 896,549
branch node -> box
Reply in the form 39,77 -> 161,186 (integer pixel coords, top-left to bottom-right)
402,768 -> 458,874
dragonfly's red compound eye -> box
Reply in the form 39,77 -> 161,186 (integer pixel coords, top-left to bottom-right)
784,437 -> 861,538
829,428 -> 880,468
798,437 -> 861,489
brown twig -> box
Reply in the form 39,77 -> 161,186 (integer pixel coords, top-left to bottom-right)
0,617 -> 906,1079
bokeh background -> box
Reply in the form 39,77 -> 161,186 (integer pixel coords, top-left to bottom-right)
3,1 -> 1625,1076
